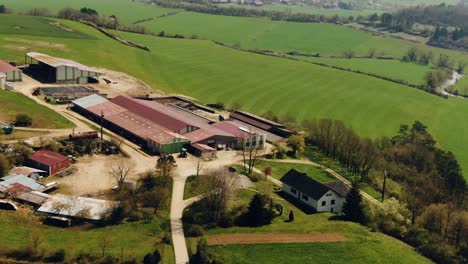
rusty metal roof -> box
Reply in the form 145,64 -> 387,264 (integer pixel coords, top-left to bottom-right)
30,149 -> 69,166
0,60 -> 19,74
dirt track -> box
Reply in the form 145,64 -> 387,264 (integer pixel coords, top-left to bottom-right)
207,233 -> 347,245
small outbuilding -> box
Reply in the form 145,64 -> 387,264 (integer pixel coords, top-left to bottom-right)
280,169 -> 349,213
37,194 -> 119,223
0,60 -> 22,82
191,143 -> 217,158
27,149 -> 71,176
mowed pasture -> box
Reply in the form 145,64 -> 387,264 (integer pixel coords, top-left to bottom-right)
189,186 -> 432,264
0,16 -> 468,180
1,0 -> 178,25
140,11 -> 468,59
0,14 -> 93,39
298,57 -> 432,85
0,89 -> 72,129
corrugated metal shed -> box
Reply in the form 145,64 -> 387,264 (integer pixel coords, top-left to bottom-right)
16,191 -> 51,206
0,174 -> 44,191
37,194 -> 119,221
10,166 -> 47,177
30,149 -> 69,166
26,52 -> 101,73
73,94 -> 109,109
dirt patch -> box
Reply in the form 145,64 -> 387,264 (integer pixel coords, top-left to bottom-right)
2,44 -> 31,51
2,37 -> 70,52
93,68 -> 165,98
207,233 -> 347,245
49,22 -> 74,32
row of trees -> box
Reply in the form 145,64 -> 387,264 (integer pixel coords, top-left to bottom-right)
151,0 -> 360,24
304,118 -> 467,262
303,119 -> 377,181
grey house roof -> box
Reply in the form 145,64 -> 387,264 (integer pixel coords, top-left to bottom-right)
0,174 -> 44,191
280,169 -> 349,200
72,94 -> 109,109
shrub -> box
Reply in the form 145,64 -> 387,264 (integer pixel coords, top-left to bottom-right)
143,250 -> 161,264
45,249 -> 66,262
186,224 -> 206,237
217,212 -> 236,228
162,233 -> 172,245
15,113 -> 32,126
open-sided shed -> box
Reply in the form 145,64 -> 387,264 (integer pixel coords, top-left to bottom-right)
25,52 -> 101,84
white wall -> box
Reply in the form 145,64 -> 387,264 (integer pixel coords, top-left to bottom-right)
316,190 -> 345,213
283,184 -> 344,213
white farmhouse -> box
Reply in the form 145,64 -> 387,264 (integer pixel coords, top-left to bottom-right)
280,169 -> 349,213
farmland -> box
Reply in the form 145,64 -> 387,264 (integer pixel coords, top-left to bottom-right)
186,183 -> 432,264
1,0 -> 178,25
1,15 -> 468,180
0,89 -> 73,129
0,210 -> 174,263
297,57 -> 431,85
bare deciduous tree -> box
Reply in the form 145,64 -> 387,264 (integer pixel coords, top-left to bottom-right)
30,229 -> 44,255
109,158 -> 135,190
203,169 -> 239,221
195,159 -> 205,177
238,128 -> 264,174
99,233 -> 111,257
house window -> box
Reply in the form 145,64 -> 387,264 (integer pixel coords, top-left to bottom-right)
321,201 -> 326,206
331,200 -> 335,205
302,194 -> 309,201
326,193 -> 332,197
290,187 -> 297,194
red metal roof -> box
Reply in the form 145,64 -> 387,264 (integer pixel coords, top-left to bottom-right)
111,96 -> 189,132
213,121 -> 265,139
86,100 -> 185,144
192,143 -> 216,152
30,149 -> 69,166
0,60 -> 18,74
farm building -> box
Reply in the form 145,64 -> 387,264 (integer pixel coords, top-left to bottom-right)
0,60 -> 22,81
230,110 -> 292,139
37,194 -> 119,222
190,143 -> 217,158
27,149 -> 71,176
110,96 -> 237,149
10,166 -> 47,180
0,174 -> 46,194
213,120 -> 266,149
72,95 -> 190,154
25,52 -> 101,84
280,169 -> 349,213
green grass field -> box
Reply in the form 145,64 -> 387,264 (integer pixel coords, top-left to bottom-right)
1,15 -> 468,182
0,15 -> 93,39
188,181 -> 432,263
0,210 -> 174,263
222,3 -> 381,17
450,76 -> 468,96
138,11 -> 468,59
298,57 -> 431,85
255,160 -> 336,182
1,0 -> 178,25
0,89 -> 73,129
